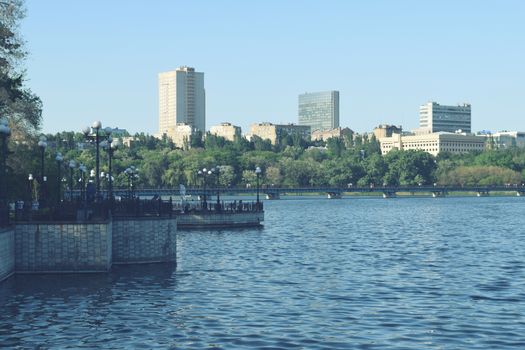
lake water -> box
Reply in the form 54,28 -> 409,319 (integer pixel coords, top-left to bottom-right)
1,196 -> 525,349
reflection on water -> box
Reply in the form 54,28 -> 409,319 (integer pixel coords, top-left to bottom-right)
1,197 -> 525,349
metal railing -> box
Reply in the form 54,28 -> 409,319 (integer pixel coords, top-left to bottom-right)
112,198 -> 173,218
174,200 -> 263,214
9,198 -> 174,223
3,197 -> 263,224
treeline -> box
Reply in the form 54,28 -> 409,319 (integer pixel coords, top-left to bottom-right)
6,131 -> 525,201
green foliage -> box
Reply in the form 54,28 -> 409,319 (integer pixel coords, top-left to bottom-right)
6,128 -> 525,201
0,0 -> 42,134
438,166 -> 521,186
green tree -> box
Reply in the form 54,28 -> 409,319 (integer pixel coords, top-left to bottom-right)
0,0 -> 42,135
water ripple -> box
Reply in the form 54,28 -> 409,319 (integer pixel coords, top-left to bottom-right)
1,196 -> 525,349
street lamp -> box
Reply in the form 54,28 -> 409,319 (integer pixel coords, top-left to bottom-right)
101,137 -> 119,202
124,166 -> 138,199
255,166 -> 262,204
0,118 -> 11,224
68,160 -> 76,201
214,166 -> 221,208
202,168 -> 208,208
100,171 -> 106,194
83,121 -> 110,201
55,152 -> 63,204
197,170 -> 203,207
28,173 -> 34,202
78,163 -> 87,202
37,135 -> 47,207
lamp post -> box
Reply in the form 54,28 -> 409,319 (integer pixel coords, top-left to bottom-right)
37,135 -> 47,207
82,121 -> 110,201
78,163 -> 87,202
214,166 -> 221,207
109,139 -> 119,201
197,170 -> 203,206
68,160 -> 76,201
202,168 -> 208,208
100,171 -> 106,195
124,166 -> 138,199
101,137 -> 119,202
0,118 -> 11,224
255,166 -> 262,204
55,152 -> 63,204
28,173 -> 34,202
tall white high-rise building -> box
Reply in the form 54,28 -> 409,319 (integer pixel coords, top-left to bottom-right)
158,66 -> 206,134
419,101 -> 471,133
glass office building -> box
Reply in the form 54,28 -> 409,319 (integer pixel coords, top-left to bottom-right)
298,91 -> 339,132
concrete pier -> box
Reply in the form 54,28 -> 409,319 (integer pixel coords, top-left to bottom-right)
112,217 -> 177,264
327,192 -> 342,199
0,216 -> 177,282
0,227 -> 15,282
178,211 -> 263,229
14,221 -> 113,273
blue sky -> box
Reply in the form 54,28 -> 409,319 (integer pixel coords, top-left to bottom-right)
22,0 -> 525,135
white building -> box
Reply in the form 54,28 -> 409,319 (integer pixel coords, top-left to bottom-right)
247,122 -> 311,145
158,66 -> 205,135
209,122 -> 241,141
379,132 -> 486,156
491,131 -> 525,148
419,101 -> 471,133
161,123 -> 194,149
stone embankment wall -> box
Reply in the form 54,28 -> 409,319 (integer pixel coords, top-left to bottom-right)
0,228 -> 15,282
112,217 -> 177,264
14,222 -> 112,273
177,211 -> 264,229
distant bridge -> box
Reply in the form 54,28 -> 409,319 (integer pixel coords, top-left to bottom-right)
105,185 -> 525,199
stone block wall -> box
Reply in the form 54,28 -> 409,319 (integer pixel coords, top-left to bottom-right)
0,228 -> 15,282
177,211 -> 264,229
112,217 -> 177,264
15,221 -> 112,273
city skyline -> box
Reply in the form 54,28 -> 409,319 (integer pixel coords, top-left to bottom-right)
22,0 -> 525,134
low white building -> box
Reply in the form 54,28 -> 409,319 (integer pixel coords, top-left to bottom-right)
209,122 -> 241,141
491,131 -> 525,148
379,132 -> 486,156
156,123 -> 194,149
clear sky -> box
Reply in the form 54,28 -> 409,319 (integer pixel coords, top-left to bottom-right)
22,0 -> 525,135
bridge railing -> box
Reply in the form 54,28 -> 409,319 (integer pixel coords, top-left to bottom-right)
69,184 -> 525,198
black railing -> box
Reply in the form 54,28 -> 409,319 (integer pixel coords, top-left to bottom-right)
10,198 -> 174,223
174,200 -> 263,214
4,197 -> 263,224
12,200 -> 111,222
112,198 -> 173,218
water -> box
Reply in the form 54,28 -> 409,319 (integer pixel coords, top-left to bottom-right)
1,196 -> 525,349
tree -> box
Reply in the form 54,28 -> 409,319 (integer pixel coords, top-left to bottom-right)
0,0 -> 42,135
251,135 -> 273,151
326,137 -> 344,158
217,165 -> 235,187
265,166 -> 281,186
190,131 -> 204,148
